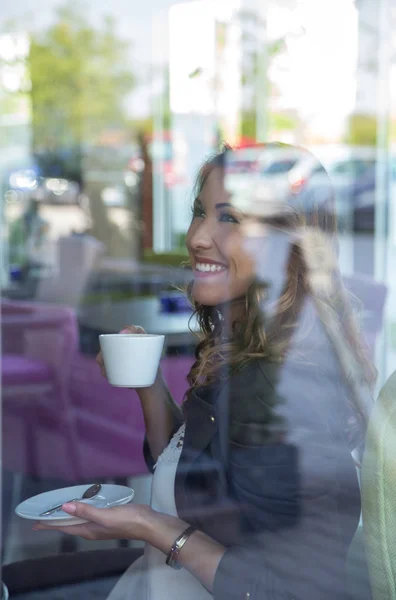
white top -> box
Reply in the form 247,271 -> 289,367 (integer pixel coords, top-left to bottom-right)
107,425 -> 212,600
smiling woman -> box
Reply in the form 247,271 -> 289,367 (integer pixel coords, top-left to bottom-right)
186,158 -> 255,310
34,144 -> 376,600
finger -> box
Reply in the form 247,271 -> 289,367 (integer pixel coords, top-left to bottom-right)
32,522 -> 83,534
96,354 -> 105,368
95,353 -> 107,376
32,523 -> 79,534
119,325 -> 145,334
32,522 -> 56,531
99,362 -> 107,377
33,522 -> 104,539
61,501 -> 107,525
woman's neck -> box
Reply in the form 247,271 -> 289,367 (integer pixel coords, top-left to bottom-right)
215,297 -> 247,337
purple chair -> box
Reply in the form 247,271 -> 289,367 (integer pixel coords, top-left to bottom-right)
69,354 -> 147,479
2,299 -> 194,556
342,273 -> 388,358
2,298 -> 194,483
2,299 -> 83,481
160,356 -> 194,403
69,354 -> 194,480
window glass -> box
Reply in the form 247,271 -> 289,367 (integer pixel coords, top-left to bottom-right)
1,1 -> 395,597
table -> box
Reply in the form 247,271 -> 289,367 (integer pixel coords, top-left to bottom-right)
78,297 -> 197,350
89,260 -> 192,298
2,548 -> 143,599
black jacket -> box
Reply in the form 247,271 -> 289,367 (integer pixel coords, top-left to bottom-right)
144,314 -> 361,600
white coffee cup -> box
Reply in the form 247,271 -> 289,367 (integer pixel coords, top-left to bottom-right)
99,333 -> 165,387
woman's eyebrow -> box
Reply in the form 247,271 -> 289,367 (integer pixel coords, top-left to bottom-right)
215,202 -> 232,209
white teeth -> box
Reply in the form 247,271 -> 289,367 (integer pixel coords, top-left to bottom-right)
196,262 -> 226,273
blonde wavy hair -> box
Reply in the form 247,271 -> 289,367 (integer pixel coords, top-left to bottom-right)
186,144 -> 376,430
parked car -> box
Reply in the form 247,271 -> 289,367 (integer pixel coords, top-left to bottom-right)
350,157 -> 396,233
225,144 -> 309,215
6,171 -> 81,205
225,144 -> 389,230
5,148 -> 82,205
281,148 -> 395,233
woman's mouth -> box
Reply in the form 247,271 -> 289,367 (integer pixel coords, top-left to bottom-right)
194,261 -> 228,278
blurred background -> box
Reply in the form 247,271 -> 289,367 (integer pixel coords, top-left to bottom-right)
0,0 -> 395,589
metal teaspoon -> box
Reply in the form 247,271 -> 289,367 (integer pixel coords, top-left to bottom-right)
39,483 -> 102,516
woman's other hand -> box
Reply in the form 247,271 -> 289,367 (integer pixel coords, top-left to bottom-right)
33,501 -> 153,541
33,500 -> 224,593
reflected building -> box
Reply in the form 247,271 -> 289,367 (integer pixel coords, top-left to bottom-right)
154,0 -> 243,252
0,32 -> 32,289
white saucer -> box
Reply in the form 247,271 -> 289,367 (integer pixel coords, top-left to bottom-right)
15,484 -> 134,527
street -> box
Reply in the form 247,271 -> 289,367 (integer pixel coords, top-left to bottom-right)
5,202 -> 132,241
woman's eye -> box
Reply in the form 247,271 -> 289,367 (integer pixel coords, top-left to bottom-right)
192,207 -> 205,219
219,212 -> 239,224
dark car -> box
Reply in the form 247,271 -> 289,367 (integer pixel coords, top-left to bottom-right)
5,148 -> 83,205
350,157 -> 396,233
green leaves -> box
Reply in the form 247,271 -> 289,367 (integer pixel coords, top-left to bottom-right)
27,1 -> 135,148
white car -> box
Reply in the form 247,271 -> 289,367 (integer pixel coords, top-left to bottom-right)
227,145 -> 377,225
226,145 -> 305,216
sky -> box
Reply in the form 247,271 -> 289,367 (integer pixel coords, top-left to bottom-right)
0,0 -> 370,131
0,0 -> 189,62
268,0 -> 358,139
0,0 -> 195,116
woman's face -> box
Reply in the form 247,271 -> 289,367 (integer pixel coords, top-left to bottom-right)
186,167 -> 255,306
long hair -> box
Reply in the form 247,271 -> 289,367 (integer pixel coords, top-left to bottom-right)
186,143 -> 376,432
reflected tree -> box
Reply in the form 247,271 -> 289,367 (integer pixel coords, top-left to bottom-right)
27,1 -> 136,255
29,2 -> 134,149
238,8 -> 301,142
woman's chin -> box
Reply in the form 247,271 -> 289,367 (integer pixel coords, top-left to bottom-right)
192,283 -> 236,307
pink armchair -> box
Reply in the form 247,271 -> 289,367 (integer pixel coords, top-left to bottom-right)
2,299 -> 82,481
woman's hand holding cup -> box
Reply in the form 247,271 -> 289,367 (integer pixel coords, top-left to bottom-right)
96,325 -> 165,389
96,325 -> 145,378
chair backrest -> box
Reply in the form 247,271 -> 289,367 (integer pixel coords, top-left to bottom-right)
342,273 -> 388,357
1,301 -> 33,316
160,356 -> 194,404
2,299 -> 82,480
361,370 -> 396,600
67,354 -> 194,479
58,235 -> 105,272
1,299 -> 79,396
35,234 -> 105,307
343,274 -> 387,327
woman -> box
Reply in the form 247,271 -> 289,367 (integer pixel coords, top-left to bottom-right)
35,144 -> 375,599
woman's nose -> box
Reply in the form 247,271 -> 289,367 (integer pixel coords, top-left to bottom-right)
190,219 -> 215,250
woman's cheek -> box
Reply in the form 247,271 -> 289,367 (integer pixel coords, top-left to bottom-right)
229,235 -> 255,278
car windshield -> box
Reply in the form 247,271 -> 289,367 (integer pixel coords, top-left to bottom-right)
326,158 -> 375,176
261,159 -> 298,175
226,148 -> 261,173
